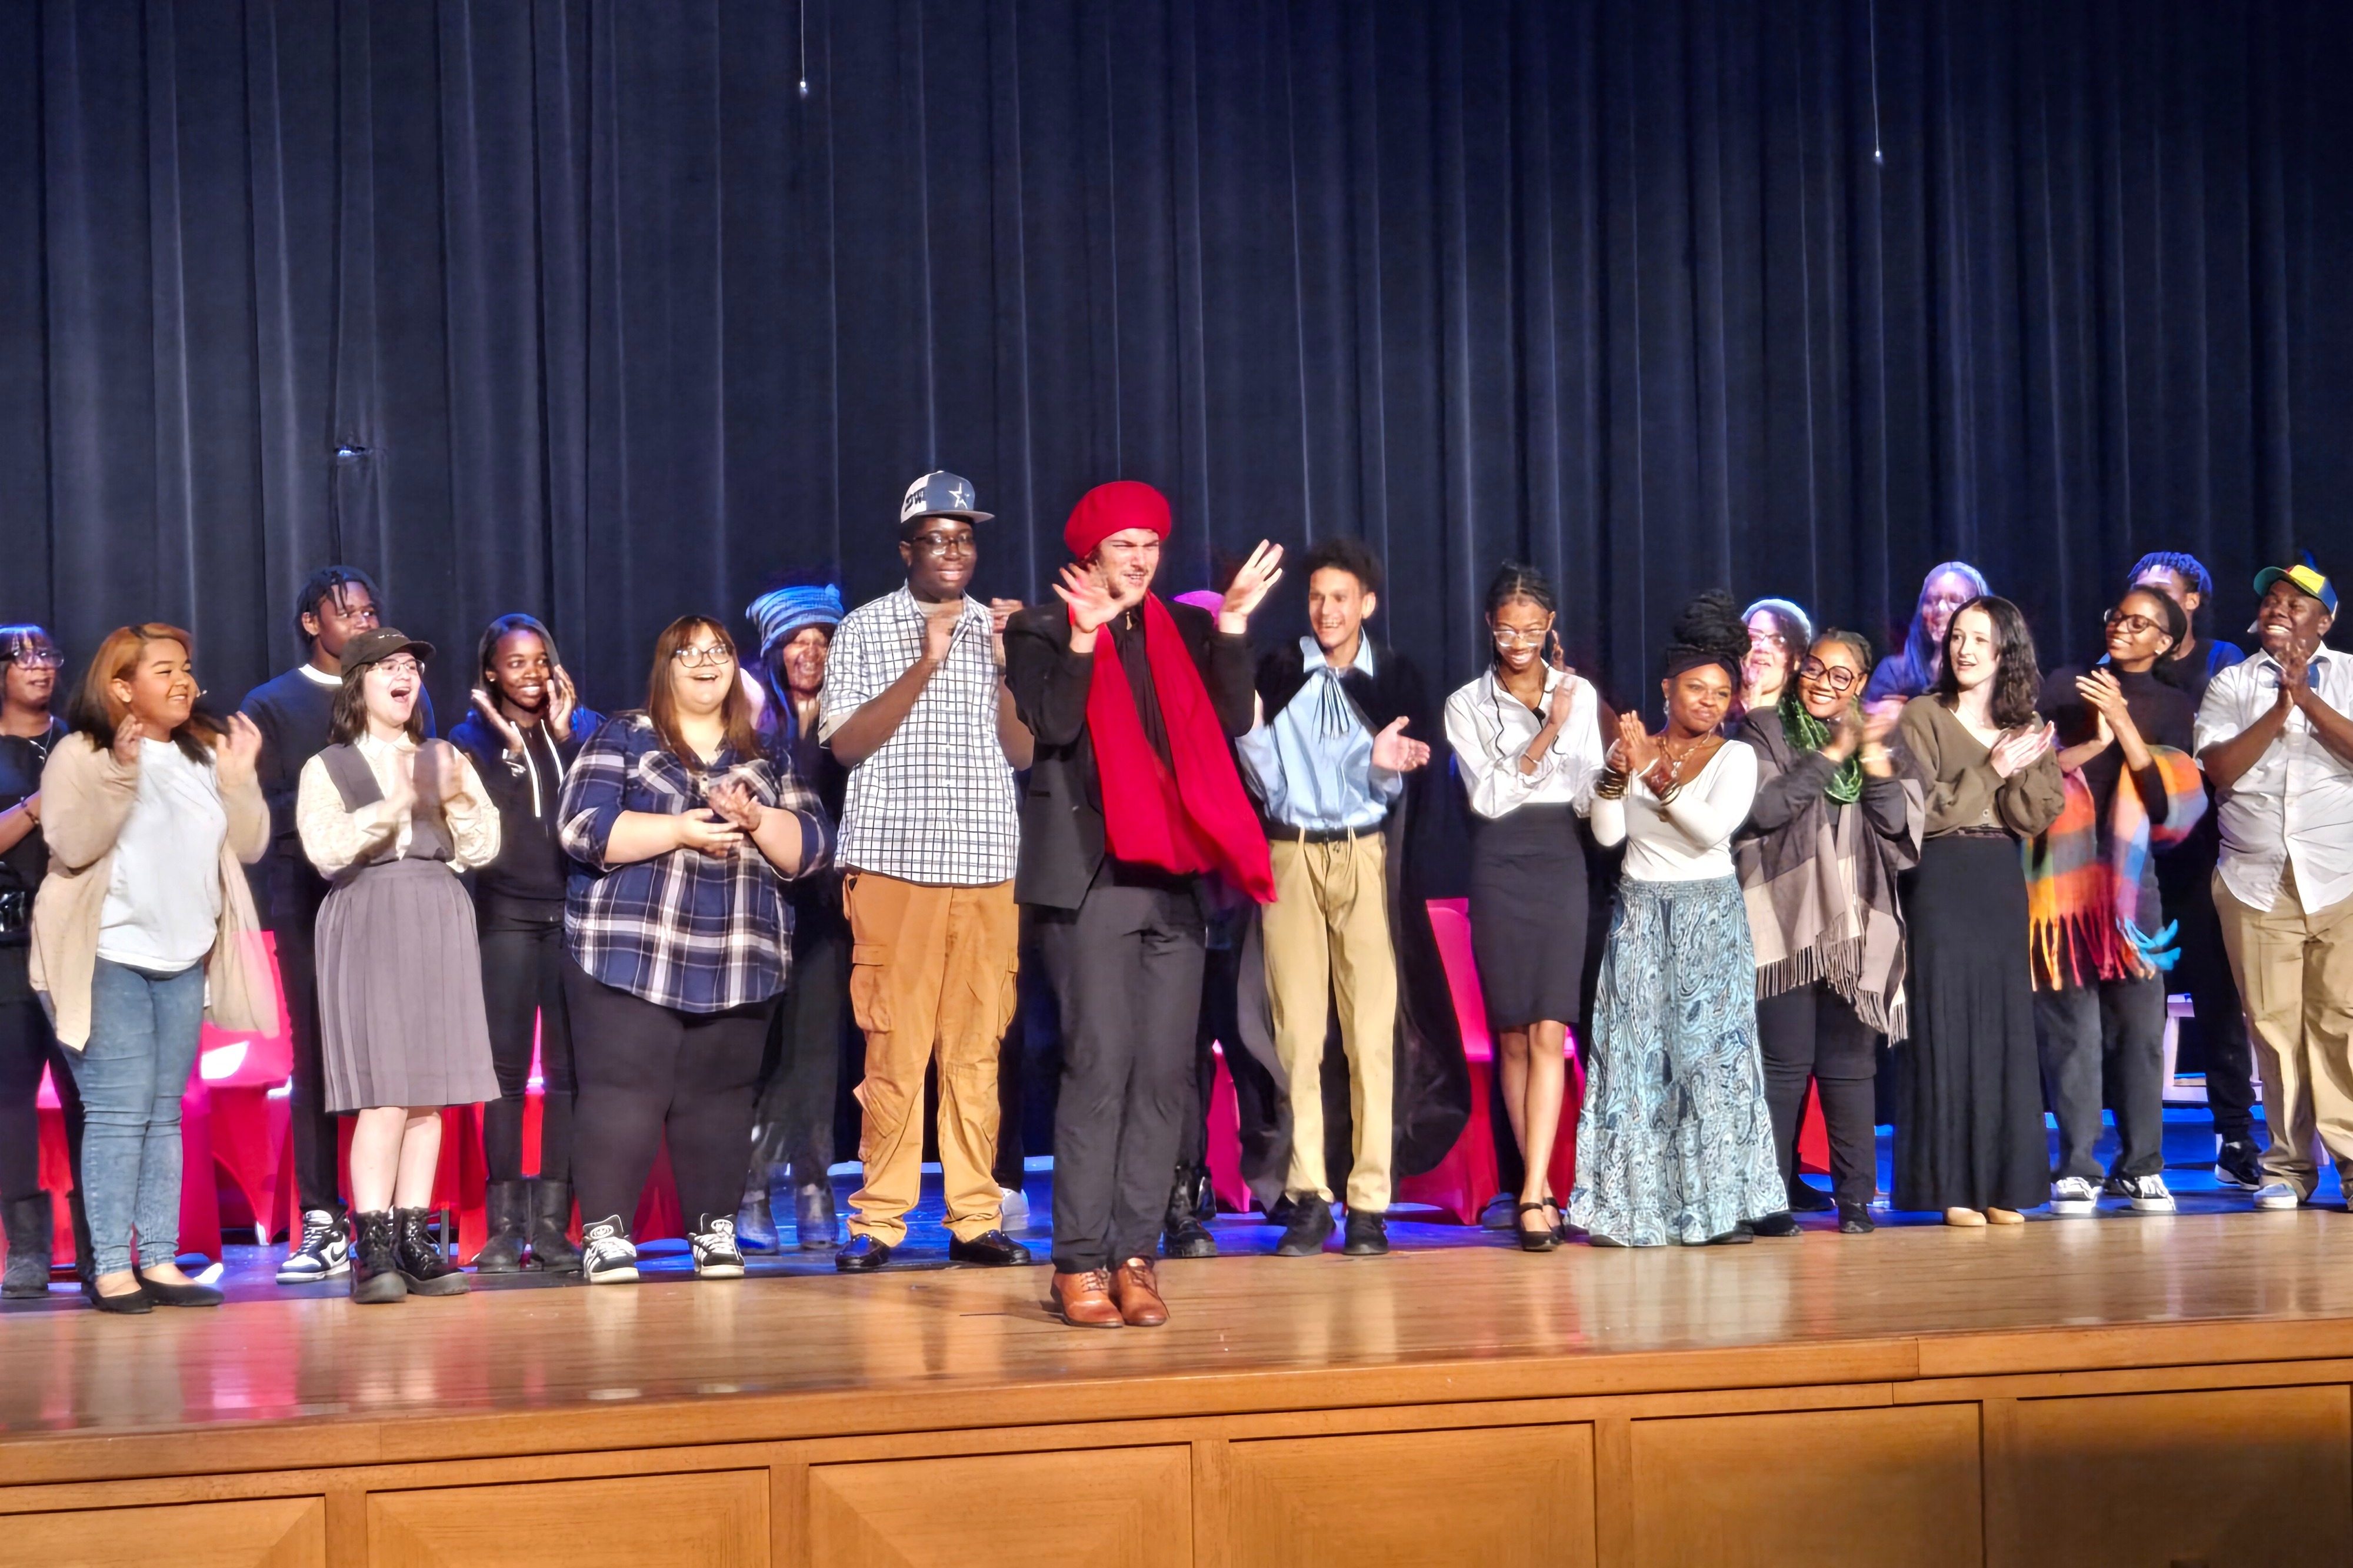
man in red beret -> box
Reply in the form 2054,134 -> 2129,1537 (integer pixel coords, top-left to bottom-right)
1002,482 -> 1282,1327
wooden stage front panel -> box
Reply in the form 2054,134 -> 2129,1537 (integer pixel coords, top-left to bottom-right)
5,1212 -> 2353,1566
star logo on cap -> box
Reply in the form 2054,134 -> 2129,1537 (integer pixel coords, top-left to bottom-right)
949,481 -> 971,511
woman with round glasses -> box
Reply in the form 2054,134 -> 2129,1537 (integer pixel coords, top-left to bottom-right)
1739,599 -> 1813,722
1444,563 -> 1606,1250
557,616 -> 831,1284
2026,586 -> 2203,1217
1735,632 -> 1922,1236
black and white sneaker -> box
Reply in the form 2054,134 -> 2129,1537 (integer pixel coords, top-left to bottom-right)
2049,1177 -> 2099,1216
2119,1174 -> 2177,1213
581,1215 -> 639,1285
276,1209 -> 350,1283
688,1214 -> 745,1279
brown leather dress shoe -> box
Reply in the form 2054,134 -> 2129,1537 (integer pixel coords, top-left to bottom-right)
1052,1269 -> 1124,1328
1110,1257 -> 1169,1327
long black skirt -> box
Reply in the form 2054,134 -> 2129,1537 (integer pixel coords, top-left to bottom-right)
1468,803 -> 1589,1031
1892,833 -> 2049,1213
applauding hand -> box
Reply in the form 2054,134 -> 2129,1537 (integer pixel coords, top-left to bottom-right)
1218,541 -> 1287,633
1054,563 -> 1125,637
216,712 -> 263,789
1371,716 -> 1432,773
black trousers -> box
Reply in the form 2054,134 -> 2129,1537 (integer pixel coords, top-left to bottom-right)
2034,972 -> 2168,1180
479,918 -> 576,1184
750,913 -> 847,1189
0,950 -> 80,1201
2168,868 -> 2259,1143
1038,865 -> 1206,1273
1174,935 -> 1285,1204
1755,980 -> 1879,1208
565,956 -> 776,1235
274,913 -> 346,1217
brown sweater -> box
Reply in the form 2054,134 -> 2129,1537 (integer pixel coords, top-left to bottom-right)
29,732 -> 278,1050
1897,695 -> 2067,840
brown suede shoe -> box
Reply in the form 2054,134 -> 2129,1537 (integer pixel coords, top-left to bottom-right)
1110,1256 -> 1169,1327
1052,1269 -> 1124,1328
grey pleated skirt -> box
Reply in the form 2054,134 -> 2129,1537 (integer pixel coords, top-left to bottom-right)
318,857 -> 500,1113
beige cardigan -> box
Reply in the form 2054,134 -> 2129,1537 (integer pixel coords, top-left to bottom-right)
29,732 -> 279,1051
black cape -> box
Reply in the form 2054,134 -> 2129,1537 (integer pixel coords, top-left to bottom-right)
1251,637 -> 1472,1178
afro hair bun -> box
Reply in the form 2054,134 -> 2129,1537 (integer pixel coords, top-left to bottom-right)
1667,588 -> 1749,666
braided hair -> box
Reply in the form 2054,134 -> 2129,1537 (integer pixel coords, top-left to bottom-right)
1482,561 -> 1555,668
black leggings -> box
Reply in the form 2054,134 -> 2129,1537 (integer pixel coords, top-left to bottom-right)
1756,980 -> 1881,1208
749,913 -> 845,1189
566,956 -> 775,1235
479,919 -> 576,1184
0,955 -> 81,1200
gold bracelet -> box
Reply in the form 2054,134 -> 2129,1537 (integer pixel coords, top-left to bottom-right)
1594,766 -> 1630,800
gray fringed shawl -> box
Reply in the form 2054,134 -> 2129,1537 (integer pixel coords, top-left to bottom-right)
1732,713 -> 1927,1039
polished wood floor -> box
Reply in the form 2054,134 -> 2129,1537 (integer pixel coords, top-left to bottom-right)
8,1208 -> 2353,1453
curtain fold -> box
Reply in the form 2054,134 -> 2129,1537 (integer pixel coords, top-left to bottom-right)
1,0 -> 2346,726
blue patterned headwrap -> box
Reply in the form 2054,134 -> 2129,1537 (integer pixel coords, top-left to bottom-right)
746,584 -> 845,661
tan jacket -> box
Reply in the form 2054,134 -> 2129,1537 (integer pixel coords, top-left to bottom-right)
29,732 -> 279,1050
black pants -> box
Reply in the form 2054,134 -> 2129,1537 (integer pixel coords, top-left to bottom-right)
2168,868 -> 2259,1143
274,913 -> 346,1217
1174,935 -> 1285,1202
1038,865 -> 1206,1273
0,950 -> 80,1201
479,918 -> 576,1184
750,913 -> 846,1189
2034,972 -> 2168,1180
1755,980 -> 1879,1208
565,957 -> 776,1235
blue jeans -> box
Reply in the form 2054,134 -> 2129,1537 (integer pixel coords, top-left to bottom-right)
66,959 -> 206,1276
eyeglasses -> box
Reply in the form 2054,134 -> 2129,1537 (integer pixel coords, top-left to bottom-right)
1797,658 -> 1858,690
375,657 -> 422,678
908,532 -> 976,558
2104,609 -> 2162,636
1491,626 -> 1551,649
4,651 -> 60,670
673,645 -> 736,669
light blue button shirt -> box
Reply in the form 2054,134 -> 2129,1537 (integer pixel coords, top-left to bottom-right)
1237,635 -> 1403,833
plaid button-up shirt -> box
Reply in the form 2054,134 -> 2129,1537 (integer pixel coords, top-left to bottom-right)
559,714 -> 834,1013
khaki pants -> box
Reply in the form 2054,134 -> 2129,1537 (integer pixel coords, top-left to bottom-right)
2214,865 -> 2353,1198
843,873 -> 1019,1244
1262,833 -> 1397,1212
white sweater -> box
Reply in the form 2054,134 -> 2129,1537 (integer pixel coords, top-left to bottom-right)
1590,739 -> 1758,882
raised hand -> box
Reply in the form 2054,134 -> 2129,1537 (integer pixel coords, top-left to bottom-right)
1861,696 -> 1905,747
2075,668 -> 2128,723
1544,648 -> 1579,729
989,597 -> 1023,670
216,712 -> 263,789
674,808 -> 744,859
1614,710 -> 1662,776
2277,642 -> 2312,706
704,775 -> 765,835
110,712 -> 143,769
1053,562 -> 1124,636
548,665 -> 579,742
411,739 -> 461,813
1219,540 -> 1287,629
921,602 -> 960,666
1371,716 -> 1432,773
469,687 -> 526,753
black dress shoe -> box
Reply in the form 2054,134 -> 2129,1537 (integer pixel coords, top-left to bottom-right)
89,1281 -> 154,1315
1748,1211 -> 1802,1238
1342,1210 -> 1389,1256
835,1234 -> 892,1272
947,1229 -> 1032,1266
1162,1212 -> 1217,1259
1786,1178 -> 1835,1213
1274,1195 -> 1334,1256
136,1270 -> 225,1307
1703,1227 -> 1755,1245
1837,1203 -> 1876,1235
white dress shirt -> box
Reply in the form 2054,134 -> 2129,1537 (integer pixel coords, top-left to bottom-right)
2195,643 -> 2353,913
1444,667 -> 1605,819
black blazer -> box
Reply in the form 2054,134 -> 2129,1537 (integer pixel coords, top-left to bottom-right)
1002,598 -> 1255,910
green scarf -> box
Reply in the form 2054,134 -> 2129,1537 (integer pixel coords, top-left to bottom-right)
1778,687 -> 1864,805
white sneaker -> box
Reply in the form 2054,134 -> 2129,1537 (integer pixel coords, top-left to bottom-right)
276,1209 -> 350,1282
2119,1174 -> 2176,1213
581,1215 -> 640,1283
998,1186 -> 1029,1228
2049,1177 -> 2099,1216
2253,1182 -> 2301,1211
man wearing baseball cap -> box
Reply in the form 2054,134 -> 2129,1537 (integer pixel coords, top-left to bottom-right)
1002,481 -> 1282,1327
822,472 -> 1033,1272
2196,556 -> 2353,1209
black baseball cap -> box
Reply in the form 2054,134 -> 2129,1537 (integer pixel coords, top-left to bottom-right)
338,627 -> 435,676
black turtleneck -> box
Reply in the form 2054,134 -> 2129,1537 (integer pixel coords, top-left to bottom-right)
2041,663 -> 2198,832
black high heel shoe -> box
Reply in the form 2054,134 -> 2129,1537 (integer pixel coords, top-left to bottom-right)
1515,1202 -> 1558,1253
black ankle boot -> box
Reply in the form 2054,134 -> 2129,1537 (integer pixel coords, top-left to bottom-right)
394,1208 -> 469,1296
528,1180 -> 582,1274
1161,1168 -> 1216,1259
348,1211 -> 406,1305
474,1180 -> 529,1274
2,1192 -> 54,1298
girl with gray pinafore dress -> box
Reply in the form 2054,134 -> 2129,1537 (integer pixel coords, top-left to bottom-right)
296,628 -> 501,1304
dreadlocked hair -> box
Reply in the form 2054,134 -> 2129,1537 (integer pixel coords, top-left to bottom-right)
1662,588 -> 1749,681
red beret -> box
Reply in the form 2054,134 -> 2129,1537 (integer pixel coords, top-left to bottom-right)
1064,481 -> 1172,559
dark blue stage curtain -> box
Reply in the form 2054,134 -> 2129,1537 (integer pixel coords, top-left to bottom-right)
0,1 -> 2347,724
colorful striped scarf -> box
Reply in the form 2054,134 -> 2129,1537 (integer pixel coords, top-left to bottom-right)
2024,747 -> 2206,987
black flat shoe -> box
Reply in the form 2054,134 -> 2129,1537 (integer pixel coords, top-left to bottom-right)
89,1282 -> 154,1315
1837,1203 -> 1876,1235
136,1270 -> 225,1307
1787,1179 -> 1835,1213
1704,1227 -> 1755,1246
1515,1202 -> 1558,1253
1748,1212 -> 1801,1238
835,1234 -> 892,1272
947,1229 -> 1032,1266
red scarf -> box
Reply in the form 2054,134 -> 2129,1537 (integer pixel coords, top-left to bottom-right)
1085,595 -> 1274,902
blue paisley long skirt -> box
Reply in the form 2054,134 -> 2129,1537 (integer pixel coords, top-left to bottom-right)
1568,875 -> 1784,1245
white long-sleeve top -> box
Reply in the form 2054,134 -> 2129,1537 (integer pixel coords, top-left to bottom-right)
1444,667 -> 1606,819
296,732 -> 500,878
1591,738 -> 1758,882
